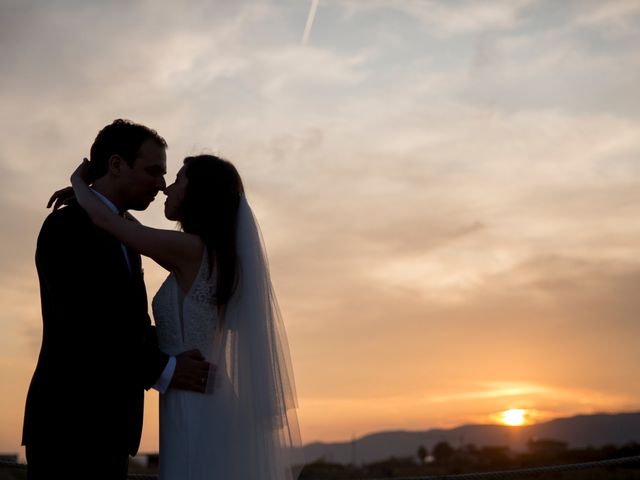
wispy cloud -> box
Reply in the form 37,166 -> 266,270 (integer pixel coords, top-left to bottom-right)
426,382 -> 550,403
340,0 -> 536,35
576,0 -> 640,29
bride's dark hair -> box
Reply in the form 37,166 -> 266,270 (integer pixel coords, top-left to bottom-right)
180,154 -> 244,306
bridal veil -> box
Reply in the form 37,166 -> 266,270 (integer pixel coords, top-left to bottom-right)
213,194 -> 304,480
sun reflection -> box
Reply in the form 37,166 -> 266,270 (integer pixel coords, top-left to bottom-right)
501,408 -> 527,426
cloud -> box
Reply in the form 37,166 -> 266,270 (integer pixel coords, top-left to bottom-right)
2,0 -> 640,451
576,0 -> 640,30
339,0 -> 536,35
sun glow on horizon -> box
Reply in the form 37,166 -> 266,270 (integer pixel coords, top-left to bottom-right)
500,408 -> 528,426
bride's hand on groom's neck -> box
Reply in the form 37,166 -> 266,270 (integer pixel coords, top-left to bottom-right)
47,186 -> 74,211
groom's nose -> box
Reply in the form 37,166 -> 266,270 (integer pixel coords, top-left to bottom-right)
156,176 -> 167,192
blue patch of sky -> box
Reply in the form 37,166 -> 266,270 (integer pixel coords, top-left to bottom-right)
451,2 -> 640,117
188,0 -> 640,119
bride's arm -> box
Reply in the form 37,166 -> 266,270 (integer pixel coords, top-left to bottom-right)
70,160 -> 202,273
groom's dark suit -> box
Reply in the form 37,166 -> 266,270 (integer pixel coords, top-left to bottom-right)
22,201 -> 168,477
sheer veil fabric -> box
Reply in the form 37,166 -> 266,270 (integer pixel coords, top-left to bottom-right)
212,194 -> 304,480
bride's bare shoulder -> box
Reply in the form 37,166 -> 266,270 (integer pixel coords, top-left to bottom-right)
173,233 -> 206,293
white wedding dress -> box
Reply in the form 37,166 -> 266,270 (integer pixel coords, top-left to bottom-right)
153,250 -> 233,479
152,196 -> 303,480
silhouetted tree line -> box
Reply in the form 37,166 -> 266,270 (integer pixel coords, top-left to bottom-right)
2,439 -> 640,480
298,438 -> 640,479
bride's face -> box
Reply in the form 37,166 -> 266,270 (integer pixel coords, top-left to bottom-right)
164,166 -> 188,221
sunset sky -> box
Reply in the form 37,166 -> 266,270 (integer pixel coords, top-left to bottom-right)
2,0 -> 640,458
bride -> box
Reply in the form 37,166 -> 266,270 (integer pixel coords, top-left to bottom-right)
69,154 -> 303,480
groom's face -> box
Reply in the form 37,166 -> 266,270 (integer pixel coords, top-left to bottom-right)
120,139 -> 167,211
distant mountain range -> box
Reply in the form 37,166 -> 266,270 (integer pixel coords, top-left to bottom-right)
303,411 -> 640,465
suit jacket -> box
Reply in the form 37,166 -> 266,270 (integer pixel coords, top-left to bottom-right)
22,201 -> 168,455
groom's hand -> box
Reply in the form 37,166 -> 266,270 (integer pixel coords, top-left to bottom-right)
170,349 -> 214,393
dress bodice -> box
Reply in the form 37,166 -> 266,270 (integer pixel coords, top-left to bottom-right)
152,251 -> 220,361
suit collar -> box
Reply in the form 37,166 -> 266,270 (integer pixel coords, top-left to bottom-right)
91,189 -> 121,215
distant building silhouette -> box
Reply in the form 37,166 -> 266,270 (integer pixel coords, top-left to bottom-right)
0,454 -> 18,463
145,453 -> 159,469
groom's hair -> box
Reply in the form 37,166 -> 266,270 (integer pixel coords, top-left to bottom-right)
88,119 -> 167,180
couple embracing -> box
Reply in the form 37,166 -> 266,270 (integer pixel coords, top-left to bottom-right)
22,119 -> 303,480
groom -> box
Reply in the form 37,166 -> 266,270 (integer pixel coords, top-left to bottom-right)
22,119 -> 211,480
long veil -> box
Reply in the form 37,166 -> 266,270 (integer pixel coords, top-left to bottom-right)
214,194 -> 304,480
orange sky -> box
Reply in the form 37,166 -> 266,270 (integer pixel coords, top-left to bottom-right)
2,0 -> 640,459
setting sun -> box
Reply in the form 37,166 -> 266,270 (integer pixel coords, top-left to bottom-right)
501,409 -> 527,426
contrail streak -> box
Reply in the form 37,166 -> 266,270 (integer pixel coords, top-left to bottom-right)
302,0 -> 320,45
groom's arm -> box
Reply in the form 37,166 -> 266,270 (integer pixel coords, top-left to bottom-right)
143,333 -> 211,394
147,350 -> 211,394
140,313 -> 210,394
37,207 -> 166,387
151,356 -> 176,393
140,323 -> 174,392
40,207 -> 211,393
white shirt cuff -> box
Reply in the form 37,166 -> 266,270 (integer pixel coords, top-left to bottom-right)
153,356 -> 176,394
